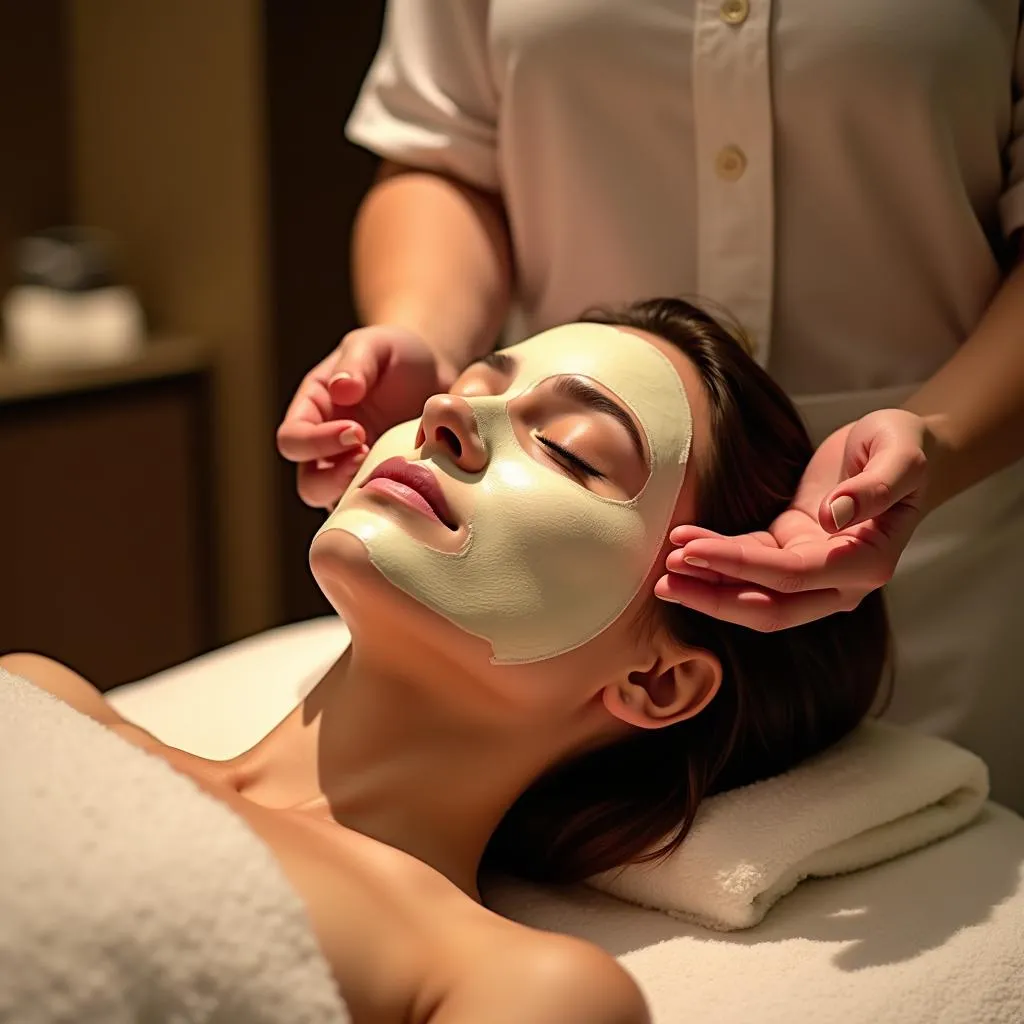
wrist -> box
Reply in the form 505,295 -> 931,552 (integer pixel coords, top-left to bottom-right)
361,295 -> 503,390
357,302 -> 460,386
916,411 -> 958,515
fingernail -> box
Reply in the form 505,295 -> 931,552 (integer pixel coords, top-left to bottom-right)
329,371 -> 353,386
830,495 -> 856,530
684,556 -> 710,569
339,427 -> 360,446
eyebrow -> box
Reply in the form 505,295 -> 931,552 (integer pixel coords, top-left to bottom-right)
551,376 -> 647,464
479,350 -> 517,374
471,354 -> 648,463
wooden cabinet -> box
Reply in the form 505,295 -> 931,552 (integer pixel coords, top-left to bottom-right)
0,339 -> 215,690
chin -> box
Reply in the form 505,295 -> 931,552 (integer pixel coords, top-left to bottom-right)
308,528 -> 480,661
308,528 -> 379,617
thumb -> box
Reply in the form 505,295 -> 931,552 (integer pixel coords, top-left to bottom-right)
819,442 -> 927,532
326,328 -> 391,406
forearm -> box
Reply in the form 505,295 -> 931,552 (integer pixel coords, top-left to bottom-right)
904,257 -> 1024,512
352,161 -> 514,388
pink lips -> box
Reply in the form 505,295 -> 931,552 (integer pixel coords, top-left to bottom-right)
361,456 -> 457,530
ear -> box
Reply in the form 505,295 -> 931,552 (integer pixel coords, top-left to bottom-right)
602,642 -> 721,730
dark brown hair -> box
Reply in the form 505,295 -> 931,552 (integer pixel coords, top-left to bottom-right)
484,298 -> 890,883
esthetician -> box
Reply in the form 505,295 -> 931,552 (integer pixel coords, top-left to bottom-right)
276,2 -> 1024,809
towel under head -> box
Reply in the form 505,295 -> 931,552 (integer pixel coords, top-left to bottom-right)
588,720 -> 989,930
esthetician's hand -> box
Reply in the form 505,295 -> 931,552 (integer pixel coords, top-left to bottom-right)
657,409 -> 931,629
277,325 -> 446,509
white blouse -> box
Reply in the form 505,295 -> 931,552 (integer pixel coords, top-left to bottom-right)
346,0 -> 1024,398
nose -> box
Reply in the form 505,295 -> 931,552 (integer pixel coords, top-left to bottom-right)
417,394 -> 488,473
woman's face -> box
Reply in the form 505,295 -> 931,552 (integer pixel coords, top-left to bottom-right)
310,323 -> 709,674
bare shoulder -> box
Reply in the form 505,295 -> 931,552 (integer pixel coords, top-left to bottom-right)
509,934 -> 650,1024
433,927 -> 650,1024
0,652 -> 122,724
0,652 -> 162,752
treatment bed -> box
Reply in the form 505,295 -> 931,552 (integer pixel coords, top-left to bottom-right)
101,618 -> 1024,1024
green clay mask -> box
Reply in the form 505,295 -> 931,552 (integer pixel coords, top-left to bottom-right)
315,323 -> 692,664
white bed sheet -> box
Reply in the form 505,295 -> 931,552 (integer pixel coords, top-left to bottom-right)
108,619 -> 1024,1024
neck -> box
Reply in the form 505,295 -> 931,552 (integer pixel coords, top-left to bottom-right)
233,639 -> 594,898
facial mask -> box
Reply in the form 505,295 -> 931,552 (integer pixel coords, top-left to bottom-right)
315,323 -> 692,664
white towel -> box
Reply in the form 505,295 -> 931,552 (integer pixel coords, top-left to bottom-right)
589,721 -> 989,931
0,670 -> 349,1024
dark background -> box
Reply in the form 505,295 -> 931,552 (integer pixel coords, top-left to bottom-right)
0,1 -> 388,685
264,2 -> 385,622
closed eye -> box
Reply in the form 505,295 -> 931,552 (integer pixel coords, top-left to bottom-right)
535,434 -> 605,480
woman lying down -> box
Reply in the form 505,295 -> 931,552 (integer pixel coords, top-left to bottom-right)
2,298 -> 888,1024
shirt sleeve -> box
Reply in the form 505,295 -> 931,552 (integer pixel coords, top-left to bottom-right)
999,13 -> 1024,238
346,0 -> 500,192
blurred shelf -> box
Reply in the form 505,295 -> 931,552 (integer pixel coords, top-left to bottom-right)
0,335 -> 212,405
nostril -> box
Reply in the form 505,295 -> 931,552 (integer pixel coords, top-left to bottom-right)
436,426 -> 462,457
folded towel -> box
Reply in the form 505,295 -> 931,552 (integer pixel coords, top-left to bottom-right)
0,669 -> 349,1024
589,720 -> 989,931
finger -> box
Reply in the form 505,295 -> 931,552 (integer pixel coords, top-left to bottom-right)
868,497 -> 926,553
662,552 -> 726,584
670,524 -> 780,550
276,419 -> 365,462
297,453 -> 367,510
297,449 -> 368,509
282,351 -> 341,425
654,574 -> 848,631
668,524 -> 727,546
821,445 -> 927,533
326,329 -> 392,406
670,534 -> 885,594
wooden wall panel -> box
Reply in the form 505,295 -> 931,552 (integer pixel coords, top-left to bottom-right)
68,0 -> 279,642
0,1 -> 71,298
